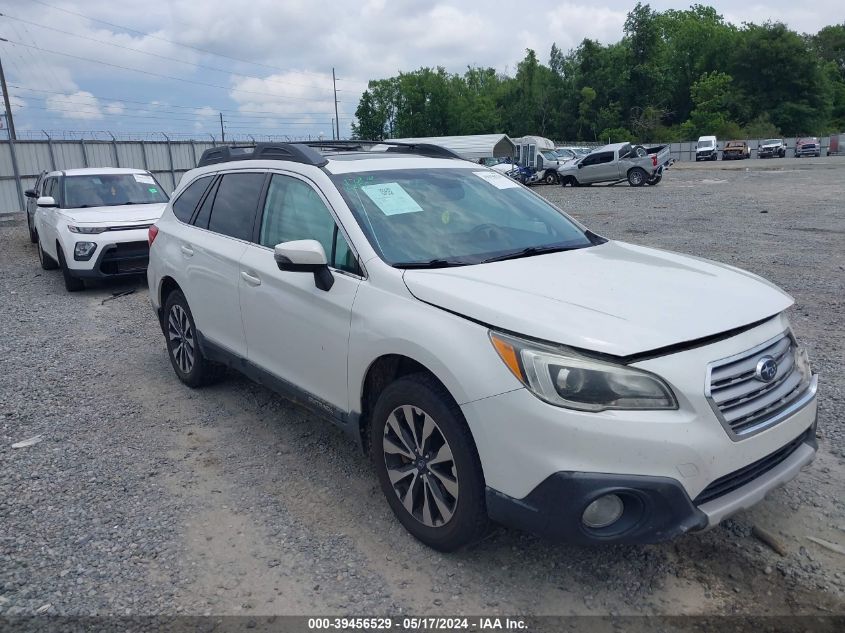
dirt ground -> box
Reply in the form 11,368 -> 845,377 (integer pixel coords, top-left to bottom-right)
0,158 -> 843,623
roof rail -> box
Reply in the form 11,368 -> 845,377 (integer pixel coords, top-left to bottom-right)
197,143 -> 329,168
196,140 -> 462,168
294,140 -> 462,160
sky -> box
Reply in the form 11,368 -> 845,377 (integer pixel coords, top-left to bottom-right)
0,0 -> 842,140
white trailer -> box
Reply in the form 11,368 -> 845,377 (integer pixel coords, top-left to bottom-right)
511,135 -> 565,184
387,134 -> 515,162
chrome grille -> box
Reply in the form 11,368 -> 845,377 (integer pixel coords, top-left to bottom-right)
706,332 -> 809,439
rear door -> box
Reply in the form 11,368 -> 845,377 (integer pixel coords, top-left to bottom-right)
238,172 -> 363,412
178,171 -> 266,357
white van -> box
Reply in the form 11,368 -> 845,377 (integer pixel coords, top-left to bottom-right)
696,136 -> 718,161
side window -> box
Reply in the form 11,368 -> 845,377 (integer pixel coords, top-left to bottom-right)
44,178 -> 57,200
172,176 -> 212,223
193,178 -> 218,229
206,173 -> 265,240
598,152 -> 614,164
581,155 -> 598,167
259,174 -> 359,274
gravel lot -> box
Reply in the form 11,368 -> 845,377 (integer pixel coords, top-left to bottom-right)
1,158 -> 843,621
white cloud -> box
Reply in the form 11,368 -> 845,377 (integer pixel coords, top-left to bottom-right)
45,91 -> 103,120
104,102 -> 125,115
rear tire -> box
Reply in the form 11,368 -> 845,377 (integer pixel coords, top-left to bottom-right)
37,236 -> 58,270
163,290 -> 225,388
544,172 -> 558,185
627,167 -> 647,187
57,246 -> 85,292
370,373 -> 488,552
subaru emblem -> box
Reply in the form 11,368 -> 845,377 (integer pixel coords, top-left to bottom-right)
755,356 -> 778,383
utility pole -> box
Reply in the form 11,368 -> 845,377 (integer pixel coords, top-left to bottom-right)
0,51 -> 17,140
219,112 -> 225,143
332,67 -> 340,141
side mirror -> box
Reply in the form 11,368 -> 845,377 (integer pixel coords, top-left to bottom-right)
25,189 -> 38,199
274,239 -> 334,291
577,162 -> 583,168
36,196 -> 57,208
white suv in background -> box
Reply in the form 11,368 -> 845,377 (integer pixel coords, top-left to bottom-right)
147,142 -> 818,551
33,168 -> 169,291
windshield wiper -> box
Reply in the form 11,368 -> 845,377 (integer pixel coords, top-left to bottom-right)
393,259 -> 469,269
481,245 -> 583,264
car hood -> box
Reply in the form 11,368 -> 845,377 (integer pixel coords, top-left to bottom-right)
402,241 -> 792,357
59,203 -> 167,225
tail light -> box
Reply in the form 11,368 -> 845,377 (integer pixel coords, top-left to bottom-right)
148,224 -> 159,246
652,155 -> 658,167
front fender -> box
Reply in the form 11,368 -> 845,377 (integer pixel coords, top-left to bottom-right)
347,280 -> 521,414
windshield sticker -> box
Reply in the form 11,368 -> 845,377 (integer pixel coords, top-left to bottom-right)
148,187 -> 159,193
473,171 -> 520,190
361,183 -> 423,216
342,175 -> 375,192
134,174 -> 155,184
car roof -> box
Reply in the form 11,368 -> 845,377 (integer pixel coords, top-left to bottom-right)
46,167 -> 151,177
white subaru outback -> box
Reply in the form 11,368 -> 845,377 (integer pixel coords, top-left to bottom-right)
32,168 -> 169,291
147,142 -> 818,551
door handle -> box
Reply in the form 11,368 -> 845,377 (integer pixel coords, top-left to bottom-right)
241,271 -> 261,286
180,244 -> 194,257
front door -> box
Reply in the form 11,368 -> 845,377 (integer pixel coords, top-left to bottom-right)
239,173 -> 363,412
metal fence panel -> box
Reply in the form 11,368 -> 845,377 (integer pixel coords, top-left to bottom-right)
171,143 -> 195,171
116,143 -> 145,168
53,142 -> 87,170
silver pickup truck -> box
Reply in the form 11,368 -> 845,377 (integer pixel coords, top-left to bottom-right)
557,142 -> 670,187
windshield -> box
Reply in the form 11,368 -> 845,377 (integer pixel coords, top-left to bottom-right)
62,174 -> 168,209
331,168 -> 594,266
763,139 -> 780,145
554,149 -> 575,159
697,139 -> 714,148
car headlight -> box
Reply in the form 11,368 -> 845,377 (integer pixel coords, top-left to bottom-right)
68,225 -> 107,234
489,331 -> 677,411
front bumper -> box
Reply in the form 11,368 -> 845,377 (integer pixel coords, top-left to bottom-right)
795,147 -> 820,156
71,240 -> 150,279
486,423 -> 816,544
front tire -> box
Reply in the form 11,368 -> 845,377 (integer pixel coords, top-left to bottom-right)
544,172 -> 558,185
370,374 -> 488,552
163,290 -> 225,388
57,246 -> 85,292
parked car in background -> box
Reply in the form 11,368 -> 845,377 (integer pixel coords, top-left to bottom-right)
23,171 -> 47,243
757,139 -> 786,158
33,168 -> 169,292
795,137 -> 821,158
722,141 -> 751,160
695,136 -> 718,161
147,141 -> 818,551
557,142 -> 669,187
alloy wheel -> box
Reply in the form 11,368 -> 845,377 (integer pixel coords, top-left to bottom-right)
382,405 -> 459,527
168,304 -> 195,374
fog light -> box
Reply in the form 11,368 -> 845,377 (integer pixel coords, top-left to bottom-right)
582,494 -> 624,529
74,241 -> 97,261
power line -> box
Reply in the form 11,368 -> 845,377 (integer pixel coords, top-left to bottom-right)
12,102 -> 330,125
12,97 -> 340,123
0,38 -> 346,103
27,0 -> 337,80
9,84 -> 356,117
0,12 -> 336,94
